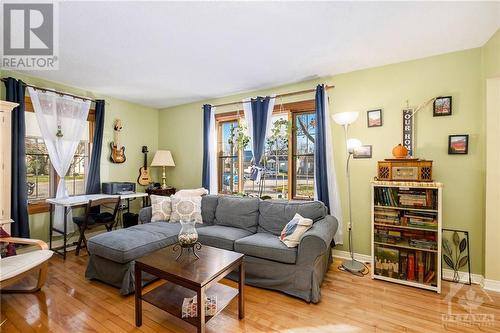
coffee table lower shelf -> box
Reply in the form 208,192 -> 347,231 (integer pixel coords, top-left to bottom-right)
142,281 -> 238,326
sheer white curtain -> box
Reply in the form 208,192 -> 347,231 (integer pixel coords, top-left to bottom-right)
28,87 -> 91,233
208,106 -> 218,194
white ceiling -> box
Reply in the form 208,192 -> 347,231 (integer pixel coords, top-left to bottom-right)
18,1 -> 500,108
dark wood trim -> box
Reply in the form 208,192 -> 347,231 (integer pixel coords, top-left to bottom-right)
215,99 -> 316,198
28,201 -> 50,214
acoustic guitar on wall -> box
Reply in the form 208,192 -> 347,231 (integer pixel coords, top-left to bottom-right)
110,119 -> 126,163
137,146 -> 152,185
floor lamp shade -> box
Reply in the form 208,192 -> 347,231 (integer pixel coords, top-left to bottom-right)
151,150 -> 175,189
332,112 -> 359,125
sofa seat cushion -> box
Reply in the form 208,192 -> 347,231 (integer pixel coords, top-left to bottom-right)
258,200 -> 327,236
234,233 -> 297,264
215,196 -> 259,233
197,225 -> 252,251
87,222 -> 183,263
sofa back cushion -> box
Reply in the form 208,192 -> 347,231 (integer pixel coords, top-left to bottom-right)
258,200 -> 327,235
201,195 -> 219,225
215,196 -> 259,233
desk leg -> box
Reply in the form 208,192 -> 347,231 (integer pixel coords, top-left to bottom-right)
135,263 -> 142,327
49,204 -> 53,250
63,206 -> 67,260
239,260 -> 245,320
197,287 -> 206,333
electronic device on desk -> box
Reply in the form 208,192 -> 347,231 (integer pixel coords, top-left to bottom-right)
102,182 -> 136,195
137,146 -> 152,186
377,159 -> 433,182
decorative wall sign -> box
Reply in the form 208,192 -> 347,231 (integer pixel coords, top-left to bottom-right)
433,96 -> 452,117
353,145 -> 372,159
442,228 -> 471,285
367,109 -> 382,127
448,134 -> 469,155
402,108 -> 414,157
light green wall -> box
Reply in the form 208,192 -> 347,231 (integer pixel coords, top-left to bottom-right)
482,28 -> 500,281
159,48 -> 486,274
482,29 -> 500,79
0,70 -> 159,242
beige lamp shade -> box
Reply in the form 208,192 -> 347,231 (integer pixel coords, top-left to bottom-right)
151,150 -> 175,167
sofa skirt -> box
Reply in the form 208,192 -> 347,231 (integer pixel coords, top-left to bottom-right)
85,247 -> 332,302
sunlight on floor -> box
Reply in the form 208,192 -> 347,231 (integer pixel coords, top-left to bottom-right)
281,324 -> 362,333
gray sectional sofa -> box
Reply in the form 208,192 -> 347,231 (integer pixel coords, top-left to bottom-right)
85,195 -> 338,303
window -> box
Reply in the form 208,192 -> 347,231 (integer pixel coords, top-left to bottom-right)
24,97 -> 94,213
216,100 -> 316,200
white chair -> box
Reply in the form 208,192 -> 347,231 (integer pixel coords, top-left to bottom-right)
0,237 -> 53,293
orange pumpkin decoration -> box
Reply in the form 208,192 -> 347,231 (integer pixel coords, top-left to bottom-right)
392,144 -> 408,159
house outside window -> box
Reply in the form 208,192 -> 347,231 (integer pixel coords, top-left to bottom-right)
216,100 -> 316,200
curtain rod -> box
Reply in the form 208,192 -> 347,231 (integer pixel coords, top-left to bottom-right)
1,77 -> 97,103
210,84 -> 334,108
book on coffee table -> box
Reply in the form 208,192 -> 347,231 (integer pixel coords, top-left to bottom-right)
182,296 -> 217,318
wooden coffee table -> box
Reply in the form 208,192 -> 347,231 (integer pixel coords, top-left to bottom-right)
134,244 -> 245,333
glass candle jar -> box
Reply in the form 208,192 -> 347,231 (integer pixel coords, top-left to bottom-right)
178,220 -> 198,246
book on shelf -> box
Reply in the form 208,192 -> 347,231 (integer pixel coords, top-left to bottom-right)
375,245 -> 437,286
374,187 -> 437,210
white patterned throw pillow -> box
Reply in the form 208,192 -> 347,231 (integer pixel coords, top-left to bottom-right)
279,213 -> 313,248
150,195 -> 172,222
170,196 -> 203,223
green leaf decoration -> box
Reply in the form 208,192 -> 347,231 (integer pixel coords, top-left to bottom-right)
453,231 -> 460,246
443,254 -> 455,269
458,255 -> 469,269
443,239 -> 453,256
459,237 -> 467,253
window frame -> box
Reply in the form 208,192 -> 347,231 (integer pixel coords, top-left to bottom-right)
24,96 -> 96,214
215,99 -> 315,200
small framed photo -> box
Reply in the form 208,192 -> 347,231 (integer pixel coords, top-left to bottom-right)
353,145 -> 372,159
367,109 -> 383,127
433,96 -> 452,116
448,135 -> 468,155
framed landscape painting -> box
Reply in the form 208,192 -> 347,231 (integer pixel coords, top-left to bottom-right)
367,109 -> 383,127
448,135 -> 468,154
433,96 -> 452,116
353,145 -> 372,159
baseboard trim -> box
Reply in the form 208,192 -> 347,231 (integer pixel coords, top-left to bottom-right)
333,249 -> 492,288
483,278 -> 500,292
332,249 -> 372,263
442,269 -> 484,286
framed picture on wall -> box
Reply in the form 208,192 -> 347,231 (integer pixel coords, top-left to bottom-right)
448,135 -> 469,154
353,145 -> 372,159
367,109 -> 383,127
433,96 -> 452,116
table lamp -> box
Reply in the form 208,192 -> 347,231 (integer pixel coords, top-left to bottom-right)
151,150 -> 175,189
332,112 -> 366,274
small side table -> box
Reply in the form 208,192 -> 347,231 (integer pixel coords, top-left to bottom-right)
145,187 -> 176,206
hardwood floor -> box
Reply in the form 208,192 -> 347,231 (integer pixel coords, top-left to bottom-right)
1,252 -> 499,333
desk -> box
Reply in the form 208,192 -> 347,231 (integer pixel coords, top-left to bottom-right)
47,193 -> 148,259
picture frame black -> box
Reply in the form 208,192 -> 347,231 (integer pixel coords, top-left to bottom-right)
433,96 -> 452,117
448,134 -> 469,155
367,109 -> 383,127
353,145 -> 372,159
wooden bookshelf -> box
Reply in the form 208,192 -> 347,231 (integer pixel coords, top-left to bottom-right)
371,181 -> 442,293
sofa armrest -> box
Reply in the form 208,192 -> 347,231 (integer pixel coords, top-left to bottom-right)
139,207 -> 152,223
297,215 -> 337,265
